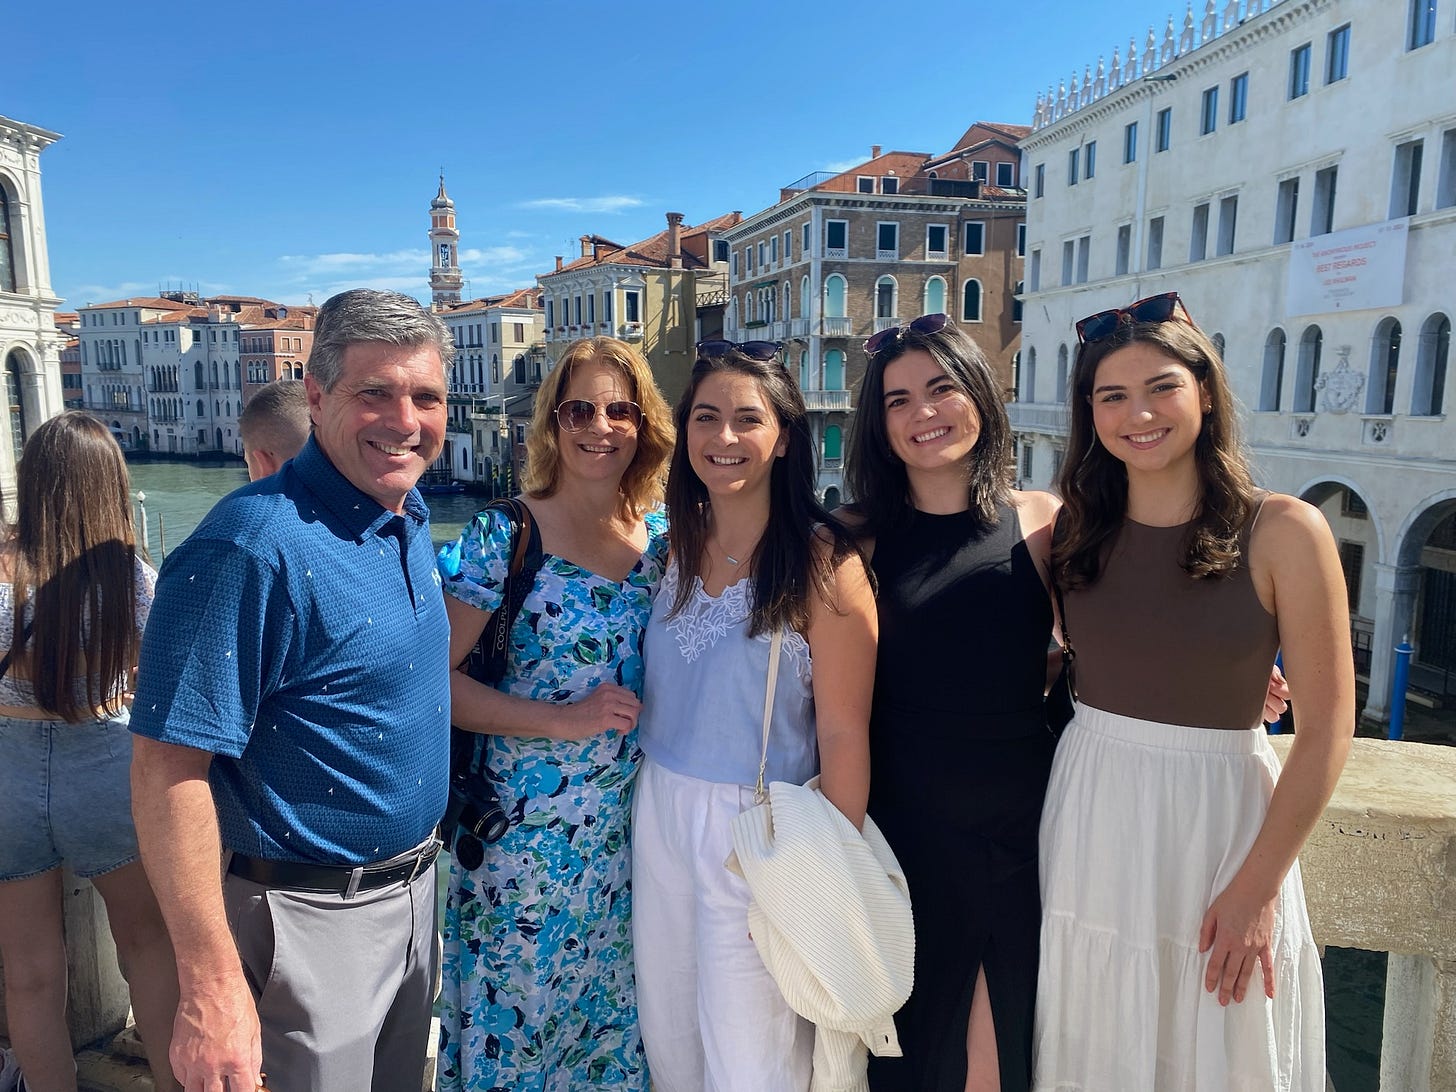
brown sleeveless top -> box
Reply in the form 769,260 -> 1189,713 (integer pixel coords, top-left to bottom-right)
1064,498 -> 1280,730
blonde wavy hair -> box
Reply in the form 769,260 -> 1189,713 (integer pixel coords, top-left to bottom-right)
522,337 -> 673,520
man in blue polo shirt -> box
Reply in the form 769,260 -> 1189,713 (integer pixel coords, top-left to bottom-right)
130,288 -> 453,1092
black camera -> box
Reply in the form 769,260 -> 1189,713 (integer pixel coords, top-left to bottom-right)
440,763 -> 511,872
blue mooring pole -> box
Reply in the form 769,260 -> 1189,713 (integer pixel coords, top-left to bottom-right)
1268,651 -> 1284,734
1388,637 -> 1414,742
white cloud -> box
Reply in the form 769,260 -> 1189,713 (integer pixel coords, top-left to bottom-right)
516,195 -> 643,214
277,249 -> 428,276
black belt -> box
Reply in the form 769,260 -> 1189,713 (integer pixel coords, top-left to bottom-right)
227,839 -> 440,897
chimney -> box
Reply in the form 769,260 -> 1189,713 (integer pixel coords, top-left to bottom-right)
554,256 -> 563,273
871,144 -> 882,159
580,235 -> 592,258
666,212 -> 684,270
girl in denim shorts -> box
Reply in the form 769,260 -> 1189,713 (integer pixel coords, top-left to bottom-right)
0,413 -> 180,1092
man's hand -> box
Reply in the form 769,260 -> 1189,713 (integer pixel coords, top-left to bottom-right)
170,972 -> 262,1092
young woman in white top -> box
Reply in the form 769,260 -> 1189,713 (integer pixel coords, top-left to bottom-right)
632,342 -> 877,1092
0,413 -> 180,1092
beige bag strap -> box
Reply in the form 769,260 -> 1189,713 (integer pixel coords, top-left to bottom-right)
754,629 -> 783,805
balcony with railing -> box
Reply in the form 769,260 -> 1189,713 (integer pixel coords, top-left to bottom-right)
1007,401 -> 1070,435
873,316 -> 900,334
788,318 -> 809,339
821,316 -> 851,338
802,389 -> 852,413
619,322 -> 644,340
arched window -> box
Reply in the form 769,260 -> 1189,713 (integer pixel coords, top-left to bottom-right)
1294,325 -> 1323,413
6,351 -> 28,461
1010,351 -> 1021,401
196,398 -> 205,417
800,275 -> 810,320
924,276 -> 947,316
783,281 -> 792,319
1012,280 -> 1024,323
961,279 -> 983,322
823,486 -> 841,508
294,364 -> 304,380
825,349 -> 845,390
875,276 -> 897,320
0,186 -> 16,293
799,350 -> 809,390
1412,313 -> 1451,416
1055,345 -> 1069,402
1366,317 -> 1401,415
824,275 -> 847,319
823,424 -> 843,462
194,361 -> 205,389
1023,346 -> 1038,402
1211,332 -> 1226,359
1259,329 -> 1286,411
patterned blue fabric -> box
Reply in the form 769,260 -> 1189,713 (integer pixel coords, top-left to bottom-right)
436,505 -> 667,1092
129,437 -> 451,864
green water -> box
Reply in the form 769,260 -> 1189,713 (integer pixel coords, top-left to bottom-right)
123,458 -> 1383,1090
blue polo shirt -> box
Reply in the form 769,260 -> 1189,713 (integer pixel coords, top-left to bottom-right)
130,437 -> 451,865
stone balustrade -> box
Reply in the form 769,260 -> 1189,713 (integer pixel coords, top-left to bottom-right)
3,737 -> 1452,1090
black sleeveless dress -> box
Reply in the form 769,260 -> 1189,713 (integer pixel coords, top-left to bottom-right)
866,505 -> 1054,1092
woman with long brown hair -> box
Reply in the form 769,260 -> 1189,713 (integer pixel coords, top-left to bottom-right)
0,412 -> 179,1092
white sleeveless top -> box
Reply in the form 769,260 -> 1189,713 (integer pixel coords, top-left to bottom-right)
639,559 -> 818,786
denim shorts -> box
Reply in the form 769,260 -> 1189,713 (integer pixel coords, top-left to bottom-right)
0,708 -> 140,881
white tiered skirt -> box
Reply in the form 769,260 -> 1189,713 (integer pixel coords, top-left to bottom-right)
1033,704 -> 1326,1091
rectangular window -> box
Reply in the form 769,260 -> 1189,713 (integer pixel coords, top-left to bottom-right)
587,295 -> 595,324
514,322 -> 525,342
1216,195 -> 1238,256
964,221 -> 985,255
1275,177 -> 1300,243
1124,121 -> 1139,163
1409,0 -> 1437,50
802,222 -> 811,256
1067,148 -> 1079,186
1339,540 -> 1364,612
746,245 -> 754,273
857,176 -> 875,193
972,161 -> 990,183
1312,165 -> 1339,235
758,241 -> 767,267
881,176 -> 899,194
1016,222 -> 1027,257
1020,444 -> 1033,481
731,251 -> 738,277
770,235 -> 779,263
714,239 -> 729,263
926,224 -> 948,257
1390,139 -> 1424,218
825,220 -> 848,255
1029,249 -> 1041,292
995,161 -> 1015,187
1229,72 -> 1248,123
603,291 -> 612,321
624,291 -> 641,323
1155,108 -> 1172,152
1147,216 -> 1165,270
1289,43 -> 1311,99
1201,86 -> 1219,135
1190,203 -> 1210,262
1061,240 -> 1075,287
1438,128 -> 1456,209
1085,141 -> 1097,179
1034,163 -> 1045,198
876,222 -> 899,258
1115,224 -> 1131,275
1076,235 -> 1090,284
783,230 -> 792,263
1326,23 -> 1350,83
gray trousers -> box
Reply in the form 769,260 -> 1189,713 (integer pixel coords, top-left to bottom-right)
223,849 -> 438,1092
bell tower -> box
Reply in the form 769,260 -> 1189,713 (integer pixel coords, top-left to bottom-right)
428,172 -> 462,312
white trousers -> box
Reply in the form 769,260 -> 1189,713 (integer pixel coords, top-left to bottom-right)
632,756 -> 813,1092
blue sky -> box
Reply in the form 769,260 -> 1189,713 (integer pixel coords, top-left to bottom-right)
12,0 -> 1172,309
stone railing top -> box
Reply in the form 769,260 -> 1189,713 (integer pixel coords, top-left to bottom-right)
1269,735 -> 1456,827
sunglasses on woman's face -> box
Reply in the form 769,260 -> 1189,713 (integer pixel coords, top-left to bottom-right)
862,313 -> 951,357
554,399 -> 643,433
1075,292 -> 1192,344
695,338 -> 783,362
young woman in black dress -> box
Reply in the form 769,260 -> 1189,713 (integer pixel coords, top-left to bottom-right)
844,315 -> 1059,1092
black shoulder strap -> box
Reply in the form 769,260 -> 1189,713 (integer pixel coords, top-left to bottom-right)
1044,510 -> 1076,677
0,619 -> 34,680
471,498 -> 543,685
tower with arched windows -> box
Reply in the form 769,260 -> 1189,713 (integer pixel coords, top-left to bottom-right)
429,173 -> 463,312
0,114 -> 66,515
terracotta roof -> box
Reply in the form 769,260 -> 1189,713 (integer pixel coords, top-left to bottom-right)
547,214 -> 739,277
241,315 -> 316,331
83,297 -> 193,311
444,288 -> 543,315
142,309 -> 209,325
948,120 -> 1032,153
53,311 -> 78,325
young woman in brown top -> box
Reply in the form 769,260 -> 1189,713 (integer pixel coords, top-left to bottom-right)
1033,294 -> 1353,1091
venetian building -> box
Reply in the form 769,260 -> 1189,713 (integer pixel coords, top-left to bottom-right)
0,115 -> 66,513
429,173 -> 463,312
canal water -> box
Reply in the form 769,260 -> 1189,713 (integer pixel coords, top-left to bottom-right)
125,459 -> 1383,1090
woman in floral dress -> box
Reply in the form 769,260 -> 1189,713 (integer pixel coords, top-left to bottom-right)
436,336 -> 674,1091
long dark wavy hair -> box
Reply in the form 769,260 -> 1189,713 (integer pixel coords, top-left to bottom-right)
845,320 -> 1013,533
1053,314 -> 1258,590
666,352 -> 856,637
7,412 -> 142,721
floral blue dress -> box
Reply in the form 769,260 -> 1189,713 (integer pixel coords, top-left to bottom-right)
436,505 -> 668,1092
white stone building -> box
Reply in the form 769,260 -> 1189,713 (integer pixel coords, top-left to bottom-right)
0,114 -> 66,506
1017,0 -> 1456,725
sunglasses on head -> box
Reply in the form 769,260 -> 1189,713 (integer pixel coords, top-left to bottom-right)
863,313 -> 951,357
555,399 -> 643,433
695,338 -> 783,362
1075,292 -> 1192,344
